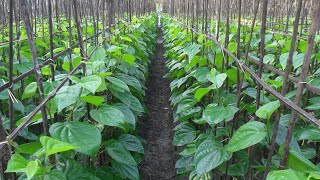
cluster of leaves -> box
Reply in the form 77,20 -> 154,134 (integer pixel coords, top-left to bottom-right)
208,17 -> 320,90
2,15 -> 157,180
0,17 -> 82,78
162,15 -> 320,179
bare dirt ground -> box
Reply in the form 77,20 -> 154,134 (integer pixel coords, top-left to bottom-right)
138,28 -> 176,180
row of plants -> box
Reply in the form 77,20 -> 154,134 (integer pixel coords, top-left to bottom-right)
0,17 -> 103,82
187,18 -> 320,89
2,15 -> 157,179
161,14 -> 320,179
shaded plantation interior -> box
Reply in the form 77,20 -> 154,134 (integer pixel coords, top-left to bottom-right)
0,0 -> 320,179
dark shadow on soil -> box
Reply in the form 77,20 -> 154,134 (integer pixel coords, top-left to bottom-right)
138,28 -> 176,180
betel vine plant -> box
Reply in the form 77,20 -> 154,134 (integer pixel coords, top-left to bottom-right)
161,14 -> 320,180
0,17 -> 79,76
177,17 -> 320,91
2,15 -> 157,180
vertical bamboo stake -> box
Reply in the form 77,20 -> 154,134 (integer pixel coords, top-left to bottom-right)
129,0 -> 132,22
223,0 -> 230,76
20,0 -> 49,135
96,0 -> 100,45
68,0 -> 73,85
1,1 -> 14,176
48,0 -> 55,82
285,0 -> 294,33
216,0 -> 221,38
72,0 -> 86,61
191,1 -> 195,43
102,0 -> 106,47
255,0 -> 268,110
8,0 -> 14,133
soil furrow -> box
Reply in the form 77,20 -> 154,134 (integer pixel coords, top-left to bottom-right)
139,28 -> 176,180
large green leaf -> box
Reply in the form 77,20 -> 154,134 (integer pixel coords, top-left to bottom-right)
44,170 -> 67,180
255,100 -> 280,120
173,122 -> 197,146
49,122 -> 102,156
90,106 -> 127,130
26,161 -> 40,180
105,139 -> 137,165
298,40 -> 307,53
115,73 -> 143,94
194,67 -> 210,83
279,52 -> 299,70
286,149 -> 320,175
112,160 -> 139,180
22,82 -> 38,100
80,96 -> 105,107
5,154 -> 28,173
265,34 -> 273,44
13,99 -> 25,114
91,47 -> 106,61
107,45 -> 122,53
267,169 -> 300,180
58,159 -> 99,180
183,44 -> 201,62
189,170 -> 213,180
69,75 -> 102,94
176,106 -> 202,122
40,136 -> 77,157
95,167 -> 122,180
179,144 -> 196,157
299,128 -> 320,142
194,88 -> 211,101
226,121 -> 267,152
175,156 -> 194,169
226,69 -> 238,82
106,76 -> 130,92
263,54 -> 275,64
202,104 -> 238,125
207,73 -> 227,89
55,85 -> 81,112
14,61 -> 33,74
279,52 -> 289,70
194,138 -> 232,175
17,141 -> 42,155
122,54 -> 136,65
292,53 -> 304,70
16,111 -> 55,126
0,84 -> 8,99
275,125 -> 300,151
113,103 -> 136,129
118,134 -> 144,154
110,90 -> 145,113
175,96 -> 197,115
121,35 -> 133,42
244,87 -> 269,103
185,56 -> 200,71
300,147 -> 317,159
227,42 -> 237,53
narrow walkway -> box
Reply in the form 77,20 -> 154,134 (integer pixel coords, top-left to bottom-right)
139,28 -> 176,180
